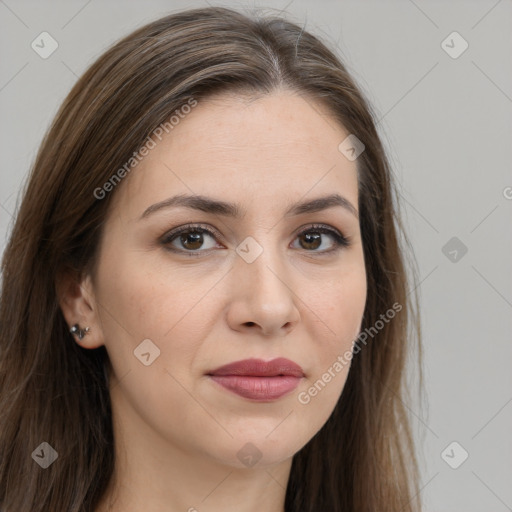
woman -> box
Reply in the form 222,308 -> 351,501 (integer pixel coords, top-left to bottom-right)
0,6 -> 422,511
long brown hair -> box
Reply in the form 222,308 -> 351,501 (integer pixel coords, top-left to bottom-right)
0,7 -> 422,511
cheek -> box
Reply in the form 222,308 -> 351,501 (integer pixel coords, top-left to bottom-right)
96,243 -> 193,334
300,262 -> 366,394
94,250 -> 220,381
290,283 -> 366,457
93,254 -> 212,433
310,261 -> 367,345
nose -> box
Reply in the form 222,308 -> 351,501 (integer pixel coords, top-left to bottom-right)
225,237 -> 301,337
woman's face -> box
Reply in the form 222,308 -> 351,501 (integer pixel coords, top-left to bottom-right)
84,90 -> 367,468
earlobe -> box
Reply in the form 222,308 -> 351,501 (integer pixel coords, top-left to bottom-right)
55,268 -> 104,349
69,324 -> 91,341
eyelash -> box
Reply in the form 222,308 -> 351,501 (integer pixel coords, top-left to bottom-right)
160,223 -> 351,257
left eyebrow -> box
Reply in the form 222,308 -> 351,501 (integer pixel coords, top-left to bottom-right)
139,193 -> 358,221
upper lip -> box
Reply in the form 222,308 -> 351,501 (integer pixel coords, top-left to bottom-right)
207,357 -> 304,377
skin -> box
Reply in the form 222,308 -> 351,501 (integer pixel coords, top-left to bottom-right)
58,89 -> 367,512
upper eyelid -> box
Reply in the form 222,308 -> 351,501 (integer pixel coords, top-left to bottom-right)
160,223 -> 349,252
162,222 -> 345,240
161,223 -> 223,243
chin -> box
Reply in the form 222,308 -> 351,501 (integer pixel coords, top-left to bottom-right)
203,424 -> 309,470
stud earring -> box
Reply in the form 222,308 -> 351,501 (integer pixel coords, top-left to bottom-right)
70,324 -> 90,341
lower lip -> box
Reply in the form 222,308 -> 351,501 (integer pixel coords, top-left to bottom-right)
209,375 -> 301,401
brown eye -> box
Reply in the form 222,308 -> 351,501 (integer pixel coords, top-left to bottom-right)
177,231 -> 206,251
292,224 -> 350,254
161,225 -> 220,255
161,223 -> 350,257
298,231 -> 322,251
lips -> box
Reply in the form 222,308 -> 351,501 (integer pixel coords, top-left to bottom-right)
207,357 -> 304,401
208,357 -> 305,378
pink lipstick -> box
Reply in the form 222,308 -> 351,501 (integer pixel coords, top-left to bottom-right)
207,357 -> 304,402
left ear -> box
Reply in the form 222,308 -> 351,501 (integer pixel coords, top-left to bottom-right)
56,268 -> 105,349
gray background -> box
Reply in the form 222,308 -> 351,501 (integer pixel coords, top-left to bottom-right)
1,1 -> 511,510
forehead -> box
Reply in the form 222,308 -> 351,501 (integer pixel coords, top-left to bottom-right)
111,90 -> 359,222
